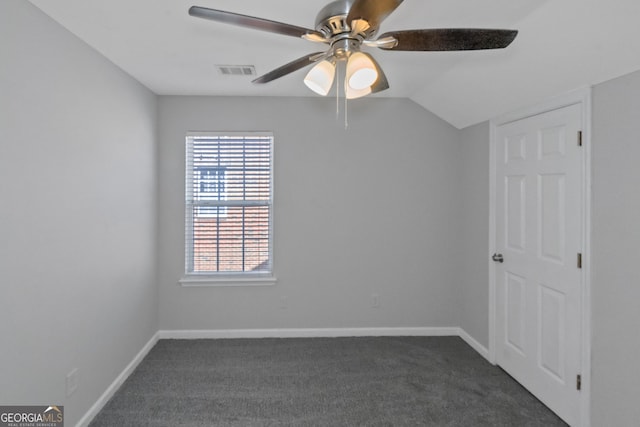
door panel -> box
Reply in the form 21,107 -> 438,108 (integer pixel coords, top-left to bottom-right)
506,272 -> 526,354
506,175 -> 526,251
495,103 -> 583,426
539,284 -> 566,381
539,173 -> 565,262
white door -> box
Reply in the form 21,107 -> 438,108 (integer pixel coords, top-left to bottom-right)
494,103 -> 583,425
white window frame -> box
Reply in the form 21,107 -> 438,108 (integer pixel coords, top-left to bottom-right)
180,132 -> 275,287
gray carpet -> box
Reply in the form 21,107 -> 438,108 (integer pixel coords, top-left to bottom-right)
89,337 -> 567,426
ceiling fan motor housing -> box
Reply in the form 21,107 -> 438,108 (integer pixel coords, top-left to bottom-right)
315,0 -> 358,38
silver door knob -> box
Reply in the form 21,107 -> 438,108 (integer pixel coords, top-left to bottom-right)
492,253 -> 504,263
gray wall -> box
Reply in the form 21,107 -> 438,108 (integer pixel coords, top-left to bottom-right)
591,69 -> 640,426
157,96 -> 462,331
457,122 -> 491,348
0,2 -> 158,425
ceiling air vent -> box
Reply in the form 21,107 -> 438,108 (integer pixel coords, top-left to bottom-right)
216,65 -> 256,76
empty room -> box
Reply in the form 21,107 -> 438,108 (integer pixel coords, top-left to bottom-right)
1,0 -> 639,426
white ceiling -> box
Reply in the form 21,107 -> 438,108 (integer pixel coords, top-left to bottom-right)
27,0 -> 640,128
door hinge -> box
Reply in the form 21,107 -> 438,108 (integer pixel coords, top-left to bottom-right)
577,253 -> 583,269
578,131 -> 583,147
577,374 -> 582,391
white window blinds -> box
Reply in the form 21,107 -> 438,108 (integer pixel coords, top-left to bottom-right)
185,133 -> 273,276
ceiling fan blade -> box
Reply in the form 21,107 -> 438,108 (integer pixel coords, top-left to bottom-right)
378,28 -> 518,51
346,0 -> 404,33
253,52 -> 326,84
189,6 -> 325,40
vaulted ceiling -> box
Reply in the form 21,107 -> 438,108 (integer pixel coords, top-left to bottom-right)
28,0 -> 640,128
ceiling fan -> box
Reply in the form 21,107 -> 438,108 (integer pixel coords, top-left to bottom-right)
189,0 -> 518,99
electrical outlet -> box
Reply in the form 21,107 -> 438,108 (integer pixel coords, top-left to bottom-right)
371,293 -> 380,308
66,368 -> 79,397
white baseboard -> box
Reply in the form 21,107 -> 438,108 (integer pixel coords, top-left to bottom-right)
158,327 -> 460,340
76,332 -> 159,427
457,328 -> 490,361
80,327 -> 489,426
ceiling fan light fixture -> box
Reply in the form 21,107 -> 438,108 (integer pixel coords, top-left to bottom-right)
346,52 -> 378,90
304,59 -> 336,96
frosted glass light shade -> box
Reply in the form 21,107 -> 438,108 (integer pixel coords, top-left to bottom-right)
304,60 -> 336,96
345,83 -> 372,100
346,52 -> 378,90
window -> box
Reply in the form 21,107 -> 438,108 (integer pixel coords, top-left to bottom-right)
184,133 -> 273,280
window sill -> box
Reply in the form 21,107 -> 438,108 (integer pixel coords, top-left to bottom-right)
179,275 -> 277,287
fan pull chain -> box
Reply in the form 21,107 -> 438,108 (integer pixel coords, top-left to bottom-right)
332,61 -> 348,129
335,61 -> 340,118
336,60 -> 348,129
344,89 -> 348,129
